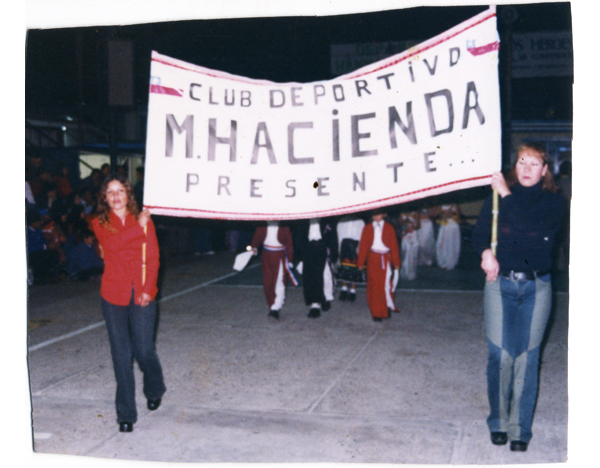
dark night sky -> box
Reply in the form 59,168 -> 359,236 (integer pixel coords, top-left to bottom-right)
25,2 -> 572,121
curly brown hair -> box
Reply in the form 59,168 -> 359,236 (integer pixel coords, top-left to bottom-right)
505,142 -> 558,193
96,173 -> 140,228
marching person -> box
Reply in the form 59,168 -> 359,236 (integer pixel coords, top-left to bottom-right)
436,203 -> 461,270
471,142 -> 565,452
250,221 -> 296,320
92,174 -> 166,433
357,208 -> 401,322
398,210 -> 420,281
295,218 -> 338,318
416,207 -> 436,267
336,214 -> 365,302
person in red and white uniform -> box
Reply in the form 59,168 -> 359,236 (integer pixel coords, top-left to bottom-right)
357,209 -> 401,322
250,221 -> 296,320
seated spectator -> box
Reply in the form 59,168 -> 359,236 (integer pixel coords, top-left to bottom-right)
101,163 -> 111,179
38,182 -> 67,216
52,203 -> 71,241
64,228 -> 104,281
53,163 -> 73,199
81,168 -> 103,198
117,163 -> 128,178
27,206 -> 61,285
78,186 -> 96,216
29,166 -> 51,200
40,210 -> 68,266
66,203 -> 91,236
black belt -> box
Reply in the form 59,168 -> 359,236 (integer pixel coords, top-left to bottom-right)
499,270 -> 551,281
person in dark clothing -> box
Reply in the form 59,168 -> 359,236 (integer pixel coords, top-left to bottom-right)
64,228 -> 104,281
295,218 -> 338,318
26,205 -> 61,284
82,168 -> 103,198
134,166 -> 145,210
101,163 -> 111,179
471,142 -> 565,453
555,160 -> 571,271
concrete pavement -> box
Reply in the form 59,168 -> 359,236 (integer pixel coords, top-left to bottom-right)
26,251 -> 568,464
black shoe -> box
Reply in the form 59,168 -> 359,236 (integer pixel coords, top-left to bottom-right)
490,432 -> 508,445
372,317 -> 383,322
339,290 -> 348,301
348,291 -> 356,302
321,301 -> 331,312
510,441 -> 528,452
307,308 -> 321,318
119,422 -> 134,432
268,310 -> 280,320
147,398 -> 162,411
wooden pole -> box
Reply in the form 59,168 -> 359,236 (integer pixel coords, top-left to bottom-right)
142,225 -> 147,285
491,189 -> 499,256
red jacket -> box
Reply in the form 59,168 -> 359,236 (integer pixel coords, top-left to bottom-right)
357,221 -> 401,269
92,211 -> 159,306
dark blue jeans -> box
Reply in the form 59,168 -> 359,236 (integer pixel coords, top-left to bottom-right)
102,293 -> 166,423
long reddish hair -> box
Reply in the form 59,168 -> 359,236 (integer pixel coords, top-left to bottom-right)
96,173 -> 140,229
505,142 -> 558,193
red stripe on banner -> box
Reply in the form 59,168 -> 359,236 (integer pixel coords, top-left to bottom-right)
150,9 -> 497,85
149,84 -> 184,96
467,41 -> 500,56
144,174 -> 493,221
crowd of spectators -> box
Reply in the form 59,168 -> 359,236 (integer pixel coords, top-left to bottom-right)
25,159 -> 128,285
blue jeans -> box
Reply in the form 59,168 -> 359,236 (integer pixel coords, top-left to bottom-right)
102,293 -> 166,423
483,274 -> 552,443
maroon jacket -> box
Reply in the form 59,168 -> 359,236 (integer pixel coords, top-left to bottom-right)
250,225 -> 294,263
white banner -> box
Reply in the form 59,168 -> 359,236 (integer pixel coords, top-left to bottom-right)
144,6 -> 501,220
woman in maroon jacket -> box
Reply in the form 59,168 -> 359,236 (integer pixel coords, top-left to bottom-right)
92,174 -> 166,433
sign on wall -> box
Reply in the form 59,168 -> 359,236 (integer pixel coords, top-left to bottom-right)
512,31 -> 573,78
144,6 -> 501,220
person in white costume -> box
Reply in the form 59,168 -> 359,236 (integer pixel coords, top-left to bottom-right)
416,208 -> 436,266
436,204 -> 461,270
398,211 -> 420,281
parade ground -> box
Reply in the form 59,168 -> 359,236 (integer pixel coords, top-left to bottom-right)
23,242 -> 570,466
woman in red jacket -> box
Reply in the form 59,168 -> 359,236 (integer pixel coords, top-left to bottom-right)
92,174 -> 166,433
